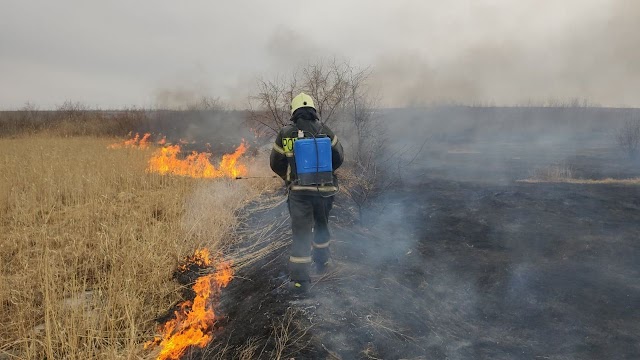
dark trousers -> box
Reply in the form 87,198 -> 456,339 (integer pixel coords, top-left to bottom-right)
287,192 -> 334,281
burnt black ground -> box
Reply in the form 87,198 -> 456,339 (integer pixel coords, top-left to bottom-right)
308,181 -> 640,359
202,134 -> 640,359
204,178 -> 639,359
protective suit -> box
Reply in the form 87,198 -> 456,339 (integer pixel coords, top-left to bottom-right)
270,93 -> 344,290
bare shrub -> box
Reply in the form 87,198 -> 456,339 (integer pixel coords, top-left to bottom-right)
249,76 -> 298,135
54,100 -> 90,122
0,103 -> 150,138
250,59 -> 411,223
185,96 -> 224,112
0,102 -> 42,137
339,81 -> 398,222
248,59 -> 352,135
616,117 -> 640,159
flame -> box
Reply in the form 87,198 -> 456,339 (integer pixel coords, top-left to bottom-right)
157,137 -> 167,145
147,142 -> 248,179
146,250 -> 234,360
108,133 -> 151,149
178,248 -> 212,272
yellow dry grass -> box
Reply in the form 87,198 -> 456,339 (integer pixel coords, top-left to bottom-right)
0,135 -> 276,359
518,177 -> 640,185
519,163 -> 640,185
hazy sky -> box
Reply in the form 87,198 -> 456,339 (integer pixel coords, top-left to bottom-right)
1,0 -> 637,109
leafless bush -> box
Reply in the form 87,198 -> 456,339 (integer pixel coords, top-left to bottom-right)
248,59 -> 353,135
616,117 -> 640,159
248,76 -> 297,135
250,59 -> 420,223
182,96 -> 224,112
339,83 -> 397,222
0,103 -> 149,138
54,100 -> 90,122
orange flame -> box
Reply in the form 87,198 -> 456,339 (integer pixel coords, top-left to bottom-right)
147,142 -> 248,179
178,248 -> 212,272
108,133 -> 151,149
146,250 -> 233,360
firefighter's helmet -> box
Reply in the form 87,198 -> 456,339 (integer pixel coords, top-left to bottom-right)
291,92 -> 316,115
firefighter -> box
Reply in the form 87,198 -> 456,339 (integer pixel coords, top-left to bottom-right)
270,92 -> 344,294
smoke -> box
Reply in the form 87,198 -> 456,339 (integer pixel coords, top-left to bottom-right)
156,2 -> 640,356
154,88 -> 212,110
265,26 -> 323,68
369,0 -> 640,107
2,1 -> 638,108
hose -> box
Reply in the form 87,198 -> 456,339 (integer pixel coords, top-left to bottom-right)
234,176 -> 278,180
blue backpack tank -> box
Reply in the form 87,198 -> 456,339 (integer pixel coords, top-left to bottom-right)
293,136 -> 333,185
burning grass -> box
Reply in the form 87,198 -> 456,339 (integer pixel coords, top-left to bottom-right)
147,141 -> 248,179
0,135 -> 277,359
108,132 -> 249,179
145,250 -> 234,360
107,132 -> 152,149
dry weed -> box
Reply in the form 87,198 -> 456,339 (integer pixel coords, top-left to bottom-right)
530,164 -> 574,181
519,177 -> 640,185
521,163 -> 640,185
0,135 -> 274,359
271,307 -> 311,360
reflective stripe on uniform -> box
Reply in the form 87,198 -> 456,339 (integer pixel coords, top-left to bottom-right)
285,152 -> 294,157
290,185 -> 338,192
272,143 -> 285,154
289,256 -> 313,264
331,135 -> 338,146
312,241 -> 331,249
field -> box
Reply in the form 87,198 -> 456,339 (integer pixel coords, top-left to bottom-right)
205,148 -> 640,359
1,107 -> 639,359
206,107 -> 640,359
0,133 -> 274,359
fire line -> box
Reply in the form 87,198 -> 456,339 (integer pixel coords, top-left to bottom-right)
145,249 -> 233,360
147,142 -> 248,179
108,132 -> 152,149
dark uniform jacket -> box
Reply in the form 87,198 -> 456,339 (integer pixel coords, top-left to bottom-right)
270,108 -> 344,192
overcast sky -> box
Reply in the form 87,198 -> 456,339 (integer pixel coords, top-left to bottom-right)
1,0 -> 638,109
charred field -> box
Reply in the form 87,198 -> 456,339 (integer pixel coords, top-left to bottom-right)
1,106 -> 639,359
210,175 -> 640,359
204,107 -> 640,359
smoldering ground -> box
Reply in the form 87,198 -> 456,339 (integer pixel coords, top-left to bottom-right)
204,106 -> 639,359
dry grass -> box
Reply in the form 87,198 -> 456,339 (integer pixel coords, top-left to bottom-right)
0,135 -> 275,359
530,164 -> 574,181
519,177 -> 640,185
520,164 -> 640,185
271,308 -> 311,360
